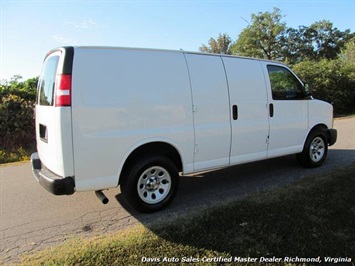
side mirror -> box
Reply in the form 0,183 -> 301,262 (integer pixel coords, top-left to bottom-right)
304,83 -> 313,96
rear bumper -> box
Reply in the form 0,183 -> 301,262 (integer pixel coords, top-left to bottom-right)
31,153 -> 75,195
327,128 -> 337,146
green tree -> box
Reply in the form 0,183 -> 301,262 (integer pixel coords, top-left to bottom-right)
338,36 -> 355,79
231,7 -> 286,60
283,20 -> 353,64
0,76 -> 37,156
293,58 -> 355,115
309,20 -> 352,60
199,33 -> 233,54
10,74 -> 23,85
282,26 -> 314,64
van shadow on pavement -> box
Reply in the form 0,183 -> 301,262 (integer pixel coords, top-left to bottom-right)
114,148 -> 355,257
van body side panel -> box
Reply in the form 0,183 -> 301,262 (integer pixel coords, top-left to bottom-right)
71,48 -> 194,191
222,57 -> 269,164
260,62 -> 309,157
185,54 -> 231,171
308,99 -> 333,130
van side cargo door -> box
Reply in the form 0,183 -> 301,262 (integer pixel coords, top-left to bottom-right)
222,57 -> 269,164
185,53 -> 231,171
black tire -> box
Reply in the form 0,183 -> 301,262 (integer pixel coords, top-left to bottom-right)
297,129 -> 328,168
120,155 -> 179,213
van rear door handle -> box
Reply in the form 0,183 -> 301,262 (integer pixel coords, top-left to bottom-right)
269,103 -> 274,117
232,105 -> 238,120
39,124 -> 48,142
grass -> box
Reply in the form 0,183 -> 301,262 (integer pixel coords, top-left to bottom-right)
8,163 -> 355,266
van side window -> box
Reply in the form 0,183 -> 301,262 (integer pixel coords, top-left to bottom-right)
267,65 -> 304,100
38,56 -> 59,106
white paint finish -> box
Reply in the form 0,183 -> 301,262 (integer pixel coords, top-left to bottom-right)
184,53 -> 231,171
36,51 -> 74,177
260,61 -> 310,156
308,99 -> 334,129
222,57 -> 269,164
267,100 -> 309,154
36,106 -> 75,178
71,47 -> 194,191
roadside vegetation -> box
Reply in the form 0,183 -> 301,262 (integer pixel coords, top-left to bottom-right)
0,76 -> 37,164
9,163 -> 354,266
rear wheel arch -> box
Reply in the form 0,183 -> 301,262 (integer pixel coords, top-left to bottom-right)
118,142 -> 182,212
119,141 -> 183,185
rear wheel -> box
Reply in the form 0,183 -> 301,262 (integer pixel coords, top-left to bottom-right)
297,129 -> 328,168
121,156 -> 179,212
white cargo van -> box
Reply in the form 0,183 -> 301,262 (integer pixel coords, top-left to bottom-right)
31,46 -> 337,212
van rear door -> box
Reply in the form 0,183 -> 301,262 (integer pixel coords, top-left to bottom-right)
35,47 -> 74,178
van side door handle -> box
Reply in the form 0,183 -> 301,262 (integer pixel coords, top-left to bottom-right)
269,103 -> 274,117
232,105 -> 238,120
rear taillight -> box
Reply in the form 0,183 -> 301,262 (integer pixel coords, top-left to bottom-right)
55,74 -> 72,107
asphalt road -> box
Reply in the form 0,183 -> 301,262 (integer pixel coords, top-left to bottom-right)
1,117 -> 354,263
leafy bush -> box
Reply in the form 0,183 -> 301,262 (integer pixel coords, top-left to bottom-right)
0,147 -> 31,164
293,58 -> 355,115
0,77 -> 37,162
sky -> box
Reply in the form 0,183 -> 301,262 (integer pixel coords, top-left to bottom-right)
1,0 -> 354,81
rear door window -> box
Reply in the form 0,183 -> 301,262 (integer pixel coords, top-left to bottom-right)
38,55 -> 59,106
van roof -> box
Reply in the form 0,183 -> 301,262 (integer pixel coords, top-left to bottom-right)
58,45 -> 286,66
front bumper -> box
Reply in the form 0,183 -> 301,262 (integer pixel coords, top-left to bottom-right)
31,153 -> 75,195
327,128 -> 337,146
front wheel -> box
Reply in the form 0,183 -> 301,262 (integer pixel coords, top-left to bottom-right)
297,129 -> 328,168
120,156 -> 179,213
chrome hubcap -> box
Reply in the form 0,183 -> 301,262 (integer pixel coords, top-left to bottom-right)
310,137 -> 325,162
137,166 -> 171,204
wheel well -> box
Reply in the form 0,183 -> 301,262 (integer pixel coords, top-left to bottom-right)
309,124 -> 328,135
308,124 -> 329,142
119,142 -> 183,185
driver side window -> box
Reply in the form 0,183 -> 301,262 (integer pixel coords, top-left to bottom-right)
267,65 -> 304,100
